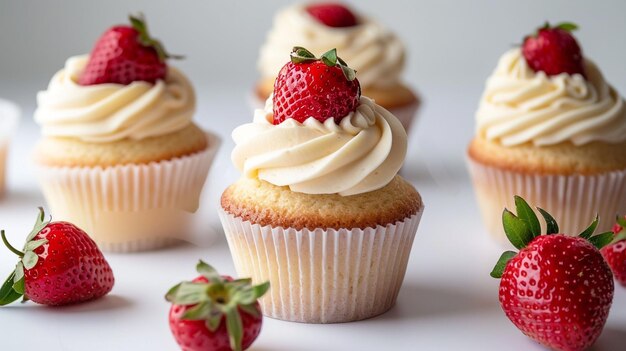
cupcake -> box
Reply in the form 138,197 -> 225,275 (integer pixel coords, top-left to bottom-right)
468,23 -> 626,242
0,98 -> 20,198
33,15 -> 219,252
255,2 -> 419,133
220,47 -> 424,323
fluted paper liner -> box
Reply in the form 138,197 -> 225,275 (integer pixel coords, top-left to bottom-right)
37,132 -> 220,252
467,157 -> 626,243
219,207 -> 423,324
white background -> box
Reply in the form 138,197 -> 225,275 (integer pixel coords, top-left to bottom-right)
1,0 -> 626,350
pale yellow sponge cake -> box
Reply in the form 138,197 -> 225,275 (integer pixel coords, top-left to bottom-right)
221,175 -> 422,230
35,124 -> 209,168
469,138 -> 626,175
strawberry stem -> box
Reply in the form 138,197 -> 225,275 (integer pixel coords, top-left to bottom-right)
1,230 -> 24,257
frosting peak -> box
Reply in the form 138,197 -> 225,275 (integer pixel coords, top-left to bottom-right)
35,55 -> 195,143
476,48 -> 626,146
232,96 -> 406,196
258,4 -> 405,89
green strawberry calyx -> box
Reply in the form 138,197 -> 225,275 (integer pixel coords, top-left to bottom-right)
165,260 -> 270,351
610,215 -> 626,244
290,46 -> 357,81
0,207 -> 50,306
129,13 -> 183,61
526,21 -> 579,39
490,196 -> 613,278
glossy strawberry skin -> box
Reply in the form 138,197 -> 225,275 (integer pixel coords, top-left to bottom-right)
499,235 -> 613,351
522,27 -> 586,77
601,220 -> 626,287
273,61 -> 360,125
306,3 -> 358,27
79,25 -> 166,86
24,222 -> 115,306
168,276 -> 263,351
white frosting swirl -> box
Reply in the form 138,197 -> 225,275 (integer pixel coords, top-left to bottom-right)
258,4 -> 405,89
232,96 -> 406,196
476,48 -> 626,146
35,55 -> 195,143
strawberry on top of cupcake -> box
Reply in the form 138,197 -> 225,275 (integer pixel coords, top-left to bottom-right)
35,14 -> 197,146
255,3 -> 419,134
234,47 -> 407,196
222,47 -> 422,323
468,22 -> 626,244
476,22 -> 626,147
258,3 -> 405,94
32,15 -> 216,252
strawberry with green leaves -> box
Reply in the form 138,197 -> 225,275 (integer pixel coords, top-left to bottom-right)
79,14 -> 180,86
166,261 -> 270,351
491,196 -> 614,351
273,46 -> 360,125
522,22 -> 586,77
601,215 -> 626,287
0,208 -> 114,306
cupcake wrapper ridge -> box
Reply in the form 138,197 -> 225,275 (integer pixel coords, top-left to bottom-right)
37,132 -> 220,252
467,157 -> 626,242
219,207 -> 423,324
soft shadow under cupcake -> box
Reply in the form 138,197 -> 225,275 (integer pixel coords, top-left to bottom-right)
371,283 -> 497,322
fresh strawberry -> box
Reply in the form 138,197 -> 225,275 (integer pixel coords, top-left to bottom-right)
491,196 -> 614,351
601,216 -> 626,287
306,3 -> 358,27
273,47 -> 360,125
166,261 -> 270,351
79,14 -> 180,86
0,208 -> 114,306
522,22 -> 586,77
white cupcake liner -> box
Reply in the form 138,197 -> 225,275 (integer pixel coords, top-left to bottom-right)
219,207 -> 424,324
36,132 -> 220,252
0,98 -> 20,198
467,157 -> 626,243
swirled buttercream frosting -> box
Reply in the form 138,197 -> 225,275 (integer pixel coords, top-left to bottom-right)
258,4 -> 405,89
35,55 -> 195,143
232,96 -> 406,196
476,48 -> 626,146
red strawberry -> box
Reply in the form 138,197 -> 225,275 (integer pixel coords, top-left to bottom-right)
306,3 -> 358,27
491,196 -> 614,351
79,14 -> 179,86
522,22 -> 586,77
166,261 -> 269,351
601,216 -> 626,287
273,47 -> 360,125
0,208 -> 114,306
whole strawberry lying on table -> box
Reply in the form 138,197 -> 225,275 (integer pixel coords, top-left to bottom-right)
491,196 -> 614,351
166,261 -> 270,351
0,208 -> 114,306
601,215 -> 626,287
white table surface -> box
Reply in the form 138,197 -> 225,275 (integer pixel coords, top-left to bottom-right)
1,84 -> 625,351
